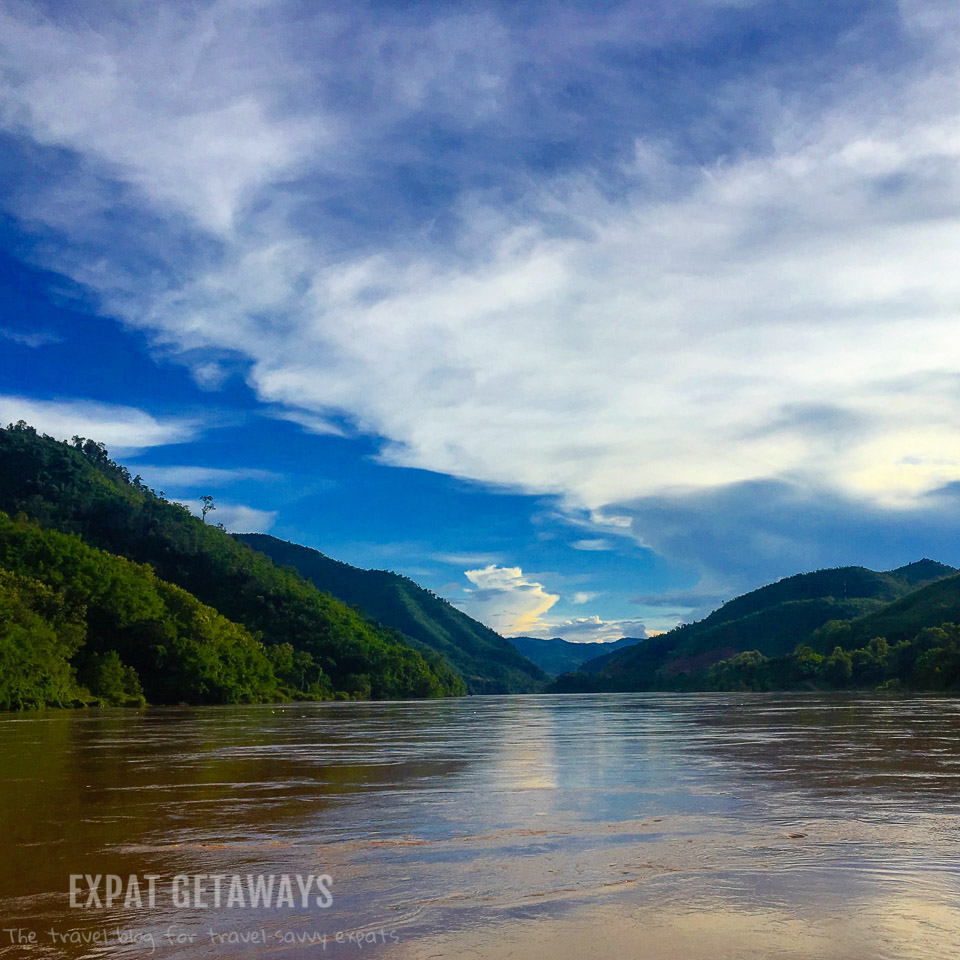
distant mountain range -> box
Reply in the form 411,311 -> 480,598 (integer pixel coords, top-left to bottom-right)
506,635 -> 643,677
237,534 -> 547,694
554,559 -> 960,691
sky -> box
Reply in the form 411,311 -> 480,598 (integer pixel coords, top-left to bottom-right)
3,0 -> 960,641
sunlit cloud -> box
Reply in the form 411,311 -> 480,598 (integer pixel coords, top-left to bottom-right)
461,564 -> 559,635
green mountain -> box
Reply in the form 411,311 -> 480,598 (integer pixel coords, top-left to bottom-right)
811,569 -> 960,652
0,423 -> 464,703
556,560 -> 957,691
0,511 -> 278,708
699,570 -> 960,694
507,635 -> 642,677
236,534 -> 548,694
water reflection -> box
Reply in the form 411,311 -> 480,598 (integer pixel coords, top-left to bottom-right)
1,694 -> 959,959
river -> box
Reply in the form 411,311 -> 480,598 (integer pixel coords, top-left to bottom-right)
2,694 -> 960,959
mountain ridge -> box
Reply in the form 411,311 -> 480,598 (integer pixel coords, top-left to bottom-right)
0,423 -> 464,703
507,635 -> 643,677
236,533 -> 548,694
558,560 -> 958,690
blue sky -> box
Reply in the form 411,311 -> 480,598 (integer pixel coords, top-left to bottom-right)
3,0 -> 960,639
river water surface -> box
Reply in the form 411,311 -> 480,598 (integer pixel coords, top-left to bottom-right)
2,694 -> 960,959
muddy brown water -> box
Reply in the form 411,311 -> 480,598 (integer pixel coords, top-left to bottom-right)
2,693 -> 960,959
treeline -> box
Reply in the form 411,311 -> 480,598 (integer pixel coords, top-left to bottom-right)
702,625 -> 960,692
553,627 -> 960,695
0,423 -> 465,709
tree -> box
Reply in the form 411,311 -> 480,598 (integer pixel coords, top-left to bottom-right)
200,495 -> 216,523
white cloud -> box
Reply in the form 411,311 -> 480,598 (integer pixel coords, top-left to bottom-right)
528,615 -> 648,643
5,2 -> 960,574
182,499 -> 276,534
131,464 -> 280,489
571,539 -> 613,552
0,2 -> 325,234
571,591 -> 596,605
0,396 -> 193,453
460,564 -> 559,635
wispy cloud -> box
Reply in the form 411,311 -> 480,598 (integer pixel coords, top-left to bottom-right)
4,2 -> 960,587
0,326 -> 61,347
432,551 -> 503,568
571,539 -> 613,552
181,498 -> 277,534
0,395 -> 193,453
131,464 -> 280,489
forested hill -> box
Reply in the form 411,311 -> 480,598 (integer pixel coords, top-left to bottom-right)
555,560 -> 957,692
0,511 -> 279,708
237,534 -> 548,694
0,423 -> 464,705
811,570 -> 960,651
507,635 -> 642,677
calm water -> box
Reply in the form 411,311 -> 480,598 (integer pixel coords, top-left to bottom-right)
2,694 -> 960,959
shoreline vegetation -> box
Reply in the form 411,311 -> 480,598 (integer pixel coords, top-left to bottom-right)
552,627 -> 960,694
4,421 -> 960,711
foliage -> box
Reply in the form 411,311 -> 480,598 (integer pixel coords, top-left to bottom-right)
77,650 -> 145,707
237,534 -> 546,693
0,511 -> 278,706
556,560 -> 958,692
698,625 -> 960,692
0,567 -> 83,709
809,572 -> 960,651
0,423 -> 465,703
554,625 -> 960,694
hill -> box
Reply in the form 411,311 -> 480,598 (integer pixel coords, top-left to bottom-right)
507,635 -> 642,677
0,423 -> 464,702
812,571 -> 960,652
556,561 -> 957,691
0,511 -> 283,708
236,534 -> 548,694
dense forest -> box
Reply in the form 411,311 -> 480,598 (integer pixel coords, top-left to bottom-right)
0,423 -> 465,708
0,512 -> 277,708
238,533 -> 547,694
553,560 -> 960,693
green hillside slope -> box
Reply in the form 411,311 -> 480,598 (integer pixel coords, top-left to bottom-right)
0,511 -> 279,708
0,423 -> 464,701
556,561 -> 956,691
812,572 -> 960,651
237,534 -> 548,694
